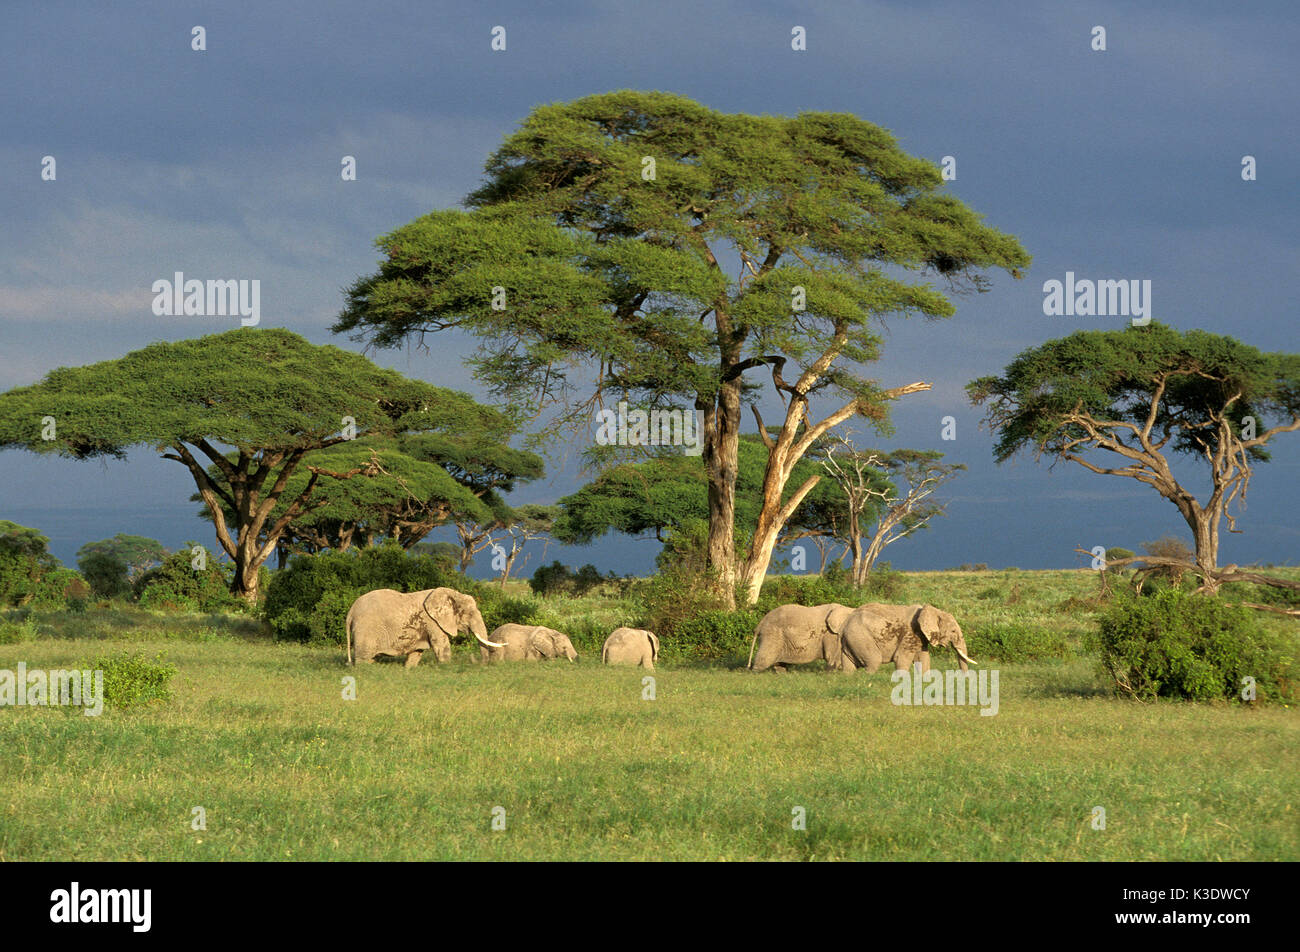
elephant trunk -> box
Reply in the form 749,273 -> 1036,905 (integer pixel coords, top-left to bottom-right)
470,613 -> 507,649
954,638 -> 975,670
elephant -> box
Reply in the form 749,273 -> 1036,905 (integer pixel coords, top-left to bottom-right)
345,587 -> 503,666
601,627 -> 659,670
481,624 -> 579,663
747,603 -> 853,672
837,603 -> 976,674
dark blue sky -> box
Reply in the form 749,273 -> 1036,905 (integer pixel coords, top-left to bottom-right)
2,1 -> 1297,576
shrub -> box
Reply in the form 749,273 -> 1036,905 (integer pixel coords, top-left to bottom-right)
1140,535 -> 1196,585
0,616 -> 40,645
966,622 -> 1071,662
307,587 -> 367,647
78,551 -> 132,600
953,563 -> 989,572
135,545 -> 244,613
262,543 -> 466,642
662,608 -> 763,664
26,568 -> 92,610
473,589 -> 543,631
528,561 -> 614,597
1091,589 -> 1295,702
87,651 -> 176,709
630,567 -> 733,640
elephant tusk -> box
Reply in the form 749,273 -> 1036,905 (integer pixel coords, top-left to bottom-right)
955,646 -> 977,665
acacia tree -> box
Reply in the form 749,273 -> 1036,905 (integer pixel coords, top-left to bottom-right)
819,439 -> 964,583
495,503 -> 559,586
968,323 -> 1300,593
0,329 -> 508,602
334,90 -> 1029,605
196,429 -> 539,564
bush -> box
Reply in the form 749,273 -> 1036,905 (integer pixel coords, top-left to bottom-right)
0,616 -> 40,645
473,589 -> 544,631
25,568 -> 92,610
135,545 -> 244,613
528,561 -> 614,598
966,622 -> 1071,662
78,551 -> 132,600
1091,589 -> 1295,702
87,651 -> 175,709
262,543 -> 467,642
1140,535 -> 1196,585
307,587 -> 367,647
663,608 -> 763,664
631,567 -> 734,640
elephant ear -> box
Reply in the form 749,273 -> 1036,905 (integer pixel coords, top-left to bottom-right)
647,631 -> 660,662
825,605 -> 853,632
528,628 -> 554,658
915,604 -> 943,645
422,590 -> 457,638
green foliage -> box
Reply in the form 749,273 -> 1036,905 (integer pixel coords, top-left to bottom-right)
966,623 -> 1071,662
263,543 -> 467,642
78,551 -> 132,600
473,589 -> 544,632
24,568 -> 91,610
660,608 -> 763,664
86,651 -> 175,709
630,568 -> 733,642
1091,590 -> 1295,702
0,616 -> 40,644
307,587 -> 367,647
969,324 -> 1300,467
0,520 -> 60,607
527,561 -> 611,597
76,534 -> 166,582
134,546 -> 245,614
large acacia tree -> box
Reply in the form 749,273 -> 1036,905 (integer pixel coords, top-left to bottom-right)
0,329 -> 512,602
968,323 -> 1300,592
335,90 -> 1028,604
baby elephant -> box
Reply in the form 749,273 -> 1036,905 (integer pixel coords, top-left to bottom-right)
481,624 -> 578,663
601,627 -> 659,670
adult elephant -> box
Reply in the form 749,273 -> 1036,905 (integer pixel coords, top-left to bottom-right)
482,624 -> 579,663
839,603 -> 976,674
345,587 -> 503,666
747,603 -> 853,672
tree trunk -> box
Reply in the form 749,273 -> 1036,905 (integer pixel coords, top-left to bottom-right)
702,384 -> 742,607
1186,503 -> 1221,594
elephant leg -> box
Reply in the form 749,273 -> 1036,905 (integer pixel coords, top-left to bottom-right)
773,664 -> 788,673
919,649 -> 931,673
894,648 -> 916,672
405,650 -> 423,668
838,654 -> 857,673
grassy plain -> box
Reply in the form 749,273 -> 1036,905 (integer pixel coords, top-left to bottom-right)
1,569 -> 1296,861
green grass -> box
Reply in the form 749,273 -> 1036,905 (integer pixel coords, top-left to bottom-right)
1,568 -> 1296,860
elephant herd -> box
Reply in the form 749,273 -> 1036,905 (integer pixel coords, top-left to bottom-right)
343,587 -> 974,675
344,587 -> 658,669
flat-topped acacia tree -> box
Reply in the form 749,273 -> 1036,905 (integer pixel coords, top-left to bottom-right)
195,431 -> 542,563
968,323 -> 1300,593
334,90 -> 1029,605
0,328 -> 517,602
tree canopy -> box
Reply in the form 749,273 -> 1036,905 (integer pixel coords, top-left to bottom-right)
0,328 -> 517,601
335,90 -> 1028,604
968,322 -> 1300,590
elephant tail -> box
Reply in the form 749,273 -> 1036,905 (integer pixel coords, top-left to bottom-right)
345,608 -> 354,666
746,625 -> 761,670
601,640 -> 609,665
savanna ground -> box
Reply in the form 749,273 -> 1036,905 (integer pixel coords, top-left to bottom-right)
1,568 -> 1296,861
